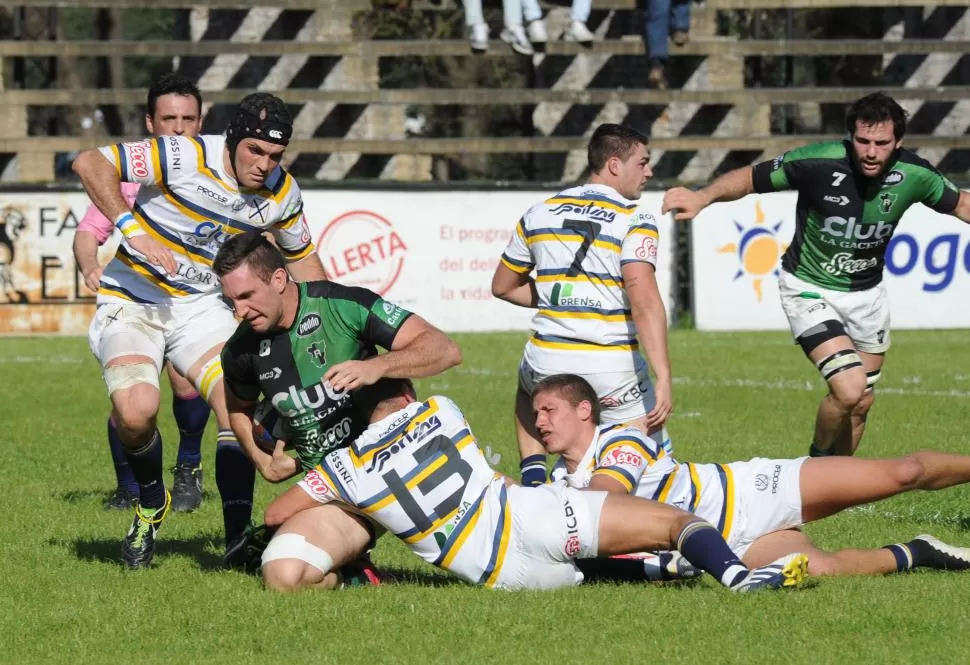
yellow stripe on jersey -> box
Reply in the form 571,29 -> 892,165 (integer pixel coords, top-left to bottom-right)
688,463 -> 701,512
150,138 -> 165,186
500,256 -> 532,274
656,467 -> 679,503
529,336 -> 638,353
262,172 -> 293,203
97,284 -> 136,301
111,145 -> 123,178
313,464 -> 344,499
277,209 -> 303,230
482,490 -> 512,588
281,243 -> 315,262
514,218 -> 527,241
134,209 -> 212,266
535,273 -> 621,288
351,399 -> 442,469
544,196 -> 635,215
438,497 -> 486,568
594,467 -> 636,492
191,138 -> 237,191
115,251 -> 193,297
627,226 -> 659,240
538,309 -> 629,323
719,464 -> 735,540
526,234 -> 621,254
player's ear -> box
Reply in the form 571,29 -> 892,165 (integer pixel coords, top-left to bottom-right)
577,399 -> 592,421
145,113 -> 154,135
271,267 -> 287,292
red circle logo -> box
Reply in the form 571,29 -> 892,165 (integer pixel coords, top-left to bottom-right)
316,210 -> 407,295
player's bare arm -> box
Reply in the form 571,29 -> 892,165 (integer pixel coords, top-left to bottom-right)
586,474 -> 629,494
285,253 -> 328,282
622,261 -> 673,429
73,230 -> 104,292
490,262 -> 539,308
325,315 -> 462,392
662,166 -> 755,222
225,384 -> 298,482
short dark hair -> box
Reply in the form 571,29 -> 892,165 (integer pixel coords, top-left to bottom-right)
354,378 -> 416,421
845,92 -> 907,140
587,123 -> 649,173
147,73 -> 202,119
533,374 -> 601,425
213,232 -> 286,282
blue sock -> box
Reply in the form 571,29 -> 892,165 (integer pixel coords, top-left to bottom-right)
107,418 -> 139,496
884,544 -> 914,572
124,429 -> 166,509
676,521 -> 749,588
215,430 -> 255,545
172,394 -> 209,467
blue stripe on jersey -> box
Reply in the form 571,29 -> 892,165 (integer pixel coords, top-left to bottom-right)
716,465 -> 730,535
533,332 -> 637,348
477,483 -> 509,585
501,253 -> 532,270
133,202 -> 216,263
603,435 -> 657,460
164,183 -> 253,234
190,138 -> 226,184
432,484 -> 488,566
594,464 -> 638,489
98,283 -> 153,304
544,304 -> 630,316
318,456 -> 352,502
117,144 -> 128,178
536,268 -> 618,282
524,227 -> 623,249
650,471 -> 674,501
620,258 -> 653,266
116,244 -> 203,294
630,221 -> 659,233
264,166 -> 285,195
354,402 -> 432,459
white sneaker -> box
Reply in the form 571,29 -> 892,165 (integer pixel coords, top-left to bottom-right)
564,20 -> 595,43
526,19 -> 547,44
500,24 -> 534,55
470,23 -> 489,52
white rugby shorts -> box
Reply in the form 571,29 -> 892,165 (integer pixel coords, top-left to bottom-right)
725,456 -> 807,559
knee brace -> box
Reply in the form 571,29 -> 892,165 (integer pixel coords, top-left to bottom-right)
103,363 -> 160,395
796,319 -> 848,356
194,356 -> 223,403
815,349 -> 863,382
261,533 -> 334,574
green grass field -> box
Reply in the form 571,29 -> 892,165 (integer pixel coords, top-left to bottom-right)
3,330 -> 970,664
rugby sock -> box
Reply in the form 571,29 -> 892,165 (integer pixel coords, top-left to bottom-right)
676,521 -> 749,588
125,429 -> 166,509
172,393 -> 209,467
900,538 -> 970,571
520,454 -> 547,487
809,442 -> 835,457
215,430 -> 256,545
107,417 -> 139,496
883,543 -> 914,572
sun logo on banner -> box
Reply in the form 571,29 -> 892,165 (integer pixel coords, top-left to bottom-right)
716,199 -> 787,302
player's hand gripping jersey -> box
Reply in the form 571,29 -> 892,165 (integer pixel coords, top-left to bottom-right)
300,396 -> 515,587
499,184 -> 660,372
752,140 -> 961,292
221,282 -> 413,470
97,134 -> 314,304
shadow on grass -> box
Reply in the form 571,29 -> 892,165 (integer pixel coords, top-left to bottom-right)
50,534 -> 224,571
377,566 -> 468,588
57,488 -> 217,506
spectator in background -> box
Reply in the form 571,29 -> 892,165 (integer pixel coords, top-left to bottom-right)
461,0 -> 490,52
463,0 -> 592,56
645,0 -> 692,89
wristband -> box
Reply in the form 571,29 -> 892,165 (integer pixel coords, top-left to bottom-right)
520,454 -> 547,487
115,211 -> 147,239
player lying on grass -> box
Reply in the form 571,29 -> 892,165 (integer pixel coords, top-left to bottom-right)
535,373 -> 970,578
255,377 -> 809,592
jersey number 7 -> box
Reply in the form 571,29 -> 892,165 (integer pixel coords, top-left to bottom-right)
563,219 -> 602,277
381,435 -> 473,534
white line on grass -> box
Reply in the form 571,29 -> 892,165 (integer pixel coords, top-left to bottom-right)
674,376 -> 970,399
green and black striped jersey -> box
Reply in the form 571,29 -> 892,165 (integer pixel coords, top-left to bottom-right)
221,280 -> 412,470
752,140 -> 961,291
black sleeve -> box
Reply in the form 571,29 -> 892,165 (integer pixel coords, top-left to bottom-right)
220,335 -> 261,402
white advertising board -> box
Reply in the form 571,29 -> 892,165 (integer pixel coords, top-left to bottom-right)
691,192 -> 970,330
0,189 -> 675,334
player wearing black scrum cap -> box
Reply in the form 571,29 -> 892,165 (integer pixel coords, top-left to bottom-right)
72,90 -> 329,570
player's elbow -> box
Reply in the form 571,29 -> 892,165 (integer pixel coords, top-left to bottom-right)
440,336 -> 463,369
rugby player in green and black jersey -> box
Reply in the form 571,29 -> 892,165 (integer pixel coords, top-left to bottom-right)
213,232 -> 462,577
663,93 -> 970,458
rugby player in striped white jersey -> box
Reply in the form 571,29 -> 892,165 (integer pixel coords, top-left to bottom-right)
72,92 -> 327,569
538,374 -> 970,579
491,123 -> 672,489
257,378 -> 807,592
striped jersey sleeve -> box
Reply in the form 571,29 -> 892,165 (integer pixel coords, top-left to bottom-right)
100,139 -> 166,187
267,171 -> 314,261
620,210 -> 660,267
499,214 -> 535,274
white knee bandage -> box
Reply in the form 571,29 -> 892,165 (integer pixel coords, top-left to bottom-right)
195,356 -> 223,403
261,533 -> 334,574
103,363 -> 160,395
865,369 -> 882,393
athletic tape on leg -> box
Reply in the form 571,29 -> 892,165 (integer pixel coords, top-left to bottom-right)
195,356 -> 223,403
816,350 -> 863,381
104,363 -> 160,395
261,533 -> 334,574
